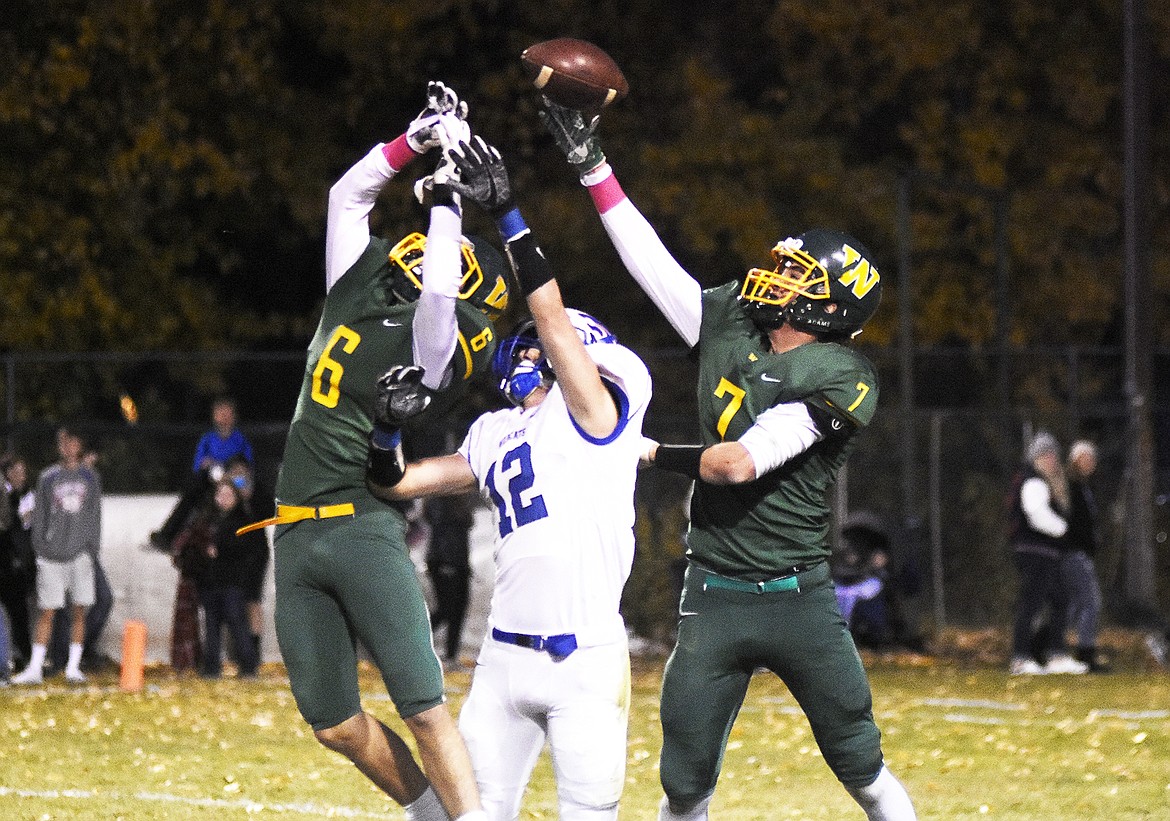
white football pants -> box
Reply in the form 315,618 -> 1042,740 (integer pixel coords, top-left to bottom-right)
458,636 -> 631,820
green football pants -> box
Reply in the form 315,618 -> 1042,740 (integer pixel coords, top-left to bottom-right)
274,510 -> 443,730
659,561 -> 884,806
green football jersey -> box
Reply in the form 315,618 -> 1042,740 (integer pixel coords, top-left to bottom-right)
687,282 -> 879,575
275,236 -> 496,511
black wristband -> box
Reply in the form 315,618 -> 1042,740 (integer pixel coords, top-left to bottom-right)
654,444 -> 706,480
366,428 -> 405,488
432,182 -> 459,210
504,231 -> 554,296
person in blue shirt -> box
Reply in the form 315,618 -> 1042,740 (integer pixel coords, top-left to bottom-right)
151,397 -> 255,551
192,397 -> 254,475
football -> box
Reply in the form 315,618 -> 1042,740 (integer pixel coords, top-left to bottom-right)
520,38 -> 629,112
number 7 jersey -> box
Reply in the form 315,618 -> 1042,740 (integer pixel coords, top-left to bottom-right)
458,341 -> 652,647
688,282 -> 880,575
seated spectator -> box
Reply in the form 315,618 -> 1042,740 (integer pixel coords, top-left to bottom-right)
832,511 -> 926,652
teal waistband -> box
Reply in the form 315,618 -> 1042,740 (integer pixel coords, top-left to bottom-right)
698,561 -> 825,594
702,573 -> 799,594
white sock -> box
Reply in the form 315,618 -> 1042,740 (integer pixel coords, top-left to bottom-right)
66,642 -> 84,673
404,786 -> 449,821
657,794 -> 712,821
26,644 -> 47,672
451,812 -> 488,821
845,766 -> 917,821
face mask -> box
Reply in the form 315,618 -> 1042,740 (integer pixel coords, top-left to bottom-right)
506,360 -> 546,405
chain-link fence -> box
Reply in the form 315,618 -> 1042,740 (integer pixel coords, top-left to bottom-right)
4,345 -> 1169,641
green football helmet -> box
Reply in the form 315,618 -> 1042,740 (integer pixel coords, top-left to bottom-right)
386,232 -> 510,322
739,228 -> 881,337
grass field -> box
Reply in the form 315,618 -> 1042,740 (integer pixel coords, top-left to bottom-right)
2,633 -> 1168,820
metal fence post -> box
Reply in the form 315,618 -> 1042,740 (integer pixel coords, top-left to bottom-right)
929,410 -> 945,628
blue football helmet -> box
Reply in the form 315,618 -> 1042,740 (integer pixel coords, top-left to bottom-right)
493,309 -> 616,406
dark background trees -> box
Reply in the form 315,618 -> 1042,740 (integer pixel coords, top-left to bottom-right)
4,0 -> 1166,358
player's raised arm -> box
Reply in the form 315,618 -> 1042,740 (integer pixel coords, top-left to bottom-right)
325,81 -> 467,292
448,136 -> 619,438
410,107 -> 474,391
539,101 -> 703,348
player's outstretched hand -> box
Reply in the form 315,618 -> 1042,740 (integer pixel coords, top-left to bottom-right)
447,136 -> 515,218
406,81 -> 469,154
538,99 -> 605,174
374,364 -> 433,429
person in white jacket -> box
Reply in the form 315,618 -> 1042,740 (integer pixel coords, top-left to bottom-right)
1006,431 -> 1087,675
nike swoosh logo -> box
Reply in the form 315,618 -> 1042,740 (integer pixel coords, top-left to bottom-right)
383,320 -> 402,327
760,374 -> 783,383
679,611 -> 699,617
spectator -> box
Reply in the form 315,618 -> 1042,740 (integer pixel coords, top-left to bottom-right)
175,479 -> 260,679
832,522 -> 891,645
151,396 -> 254,551
193,397 -> 254,476
11,427 -> 102,684
1063,440 -> 1109,673
833,512 -> 927,653
1006,431 -> 1087,675
224,454 -> 270,663
2,453 -> 36,673
47,445 -> 114,675
424,492 -> 476,668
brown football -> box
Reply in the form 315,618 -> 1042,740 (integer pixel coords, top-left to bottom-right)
520,38 -> 629,112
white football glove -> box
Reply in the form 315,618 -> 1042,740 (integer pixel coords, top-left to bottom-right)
406,81 -> 470,154
413,116 -> 468,206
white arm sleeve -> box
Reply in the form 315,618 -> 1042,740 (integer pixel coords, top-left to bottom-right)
1020,477 -> 1068,537
325,144 -> 396,292
736,401 -> 825,476
597,198 -> 703,348
412,205 -> 462,390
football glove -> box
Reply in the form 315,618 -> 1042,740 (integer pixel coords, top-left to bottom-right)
373,364 -> 433,429
367,364 -> 432,489
446,136 -> 515,218
538,99 -> 606,174
406,81 -> 470,154
413,113 -> 470,205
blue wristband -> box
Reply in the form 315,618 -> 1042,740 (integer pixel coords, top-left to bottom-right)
497,207 -> 528,243
370,425 -> 401,451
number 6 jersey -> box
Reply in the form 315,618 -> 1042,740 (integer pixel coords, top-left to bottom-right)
458,341 -> 652,647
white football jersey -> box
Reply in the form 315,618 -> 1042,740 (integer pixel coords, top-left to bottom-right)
458,341 -> 652,647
